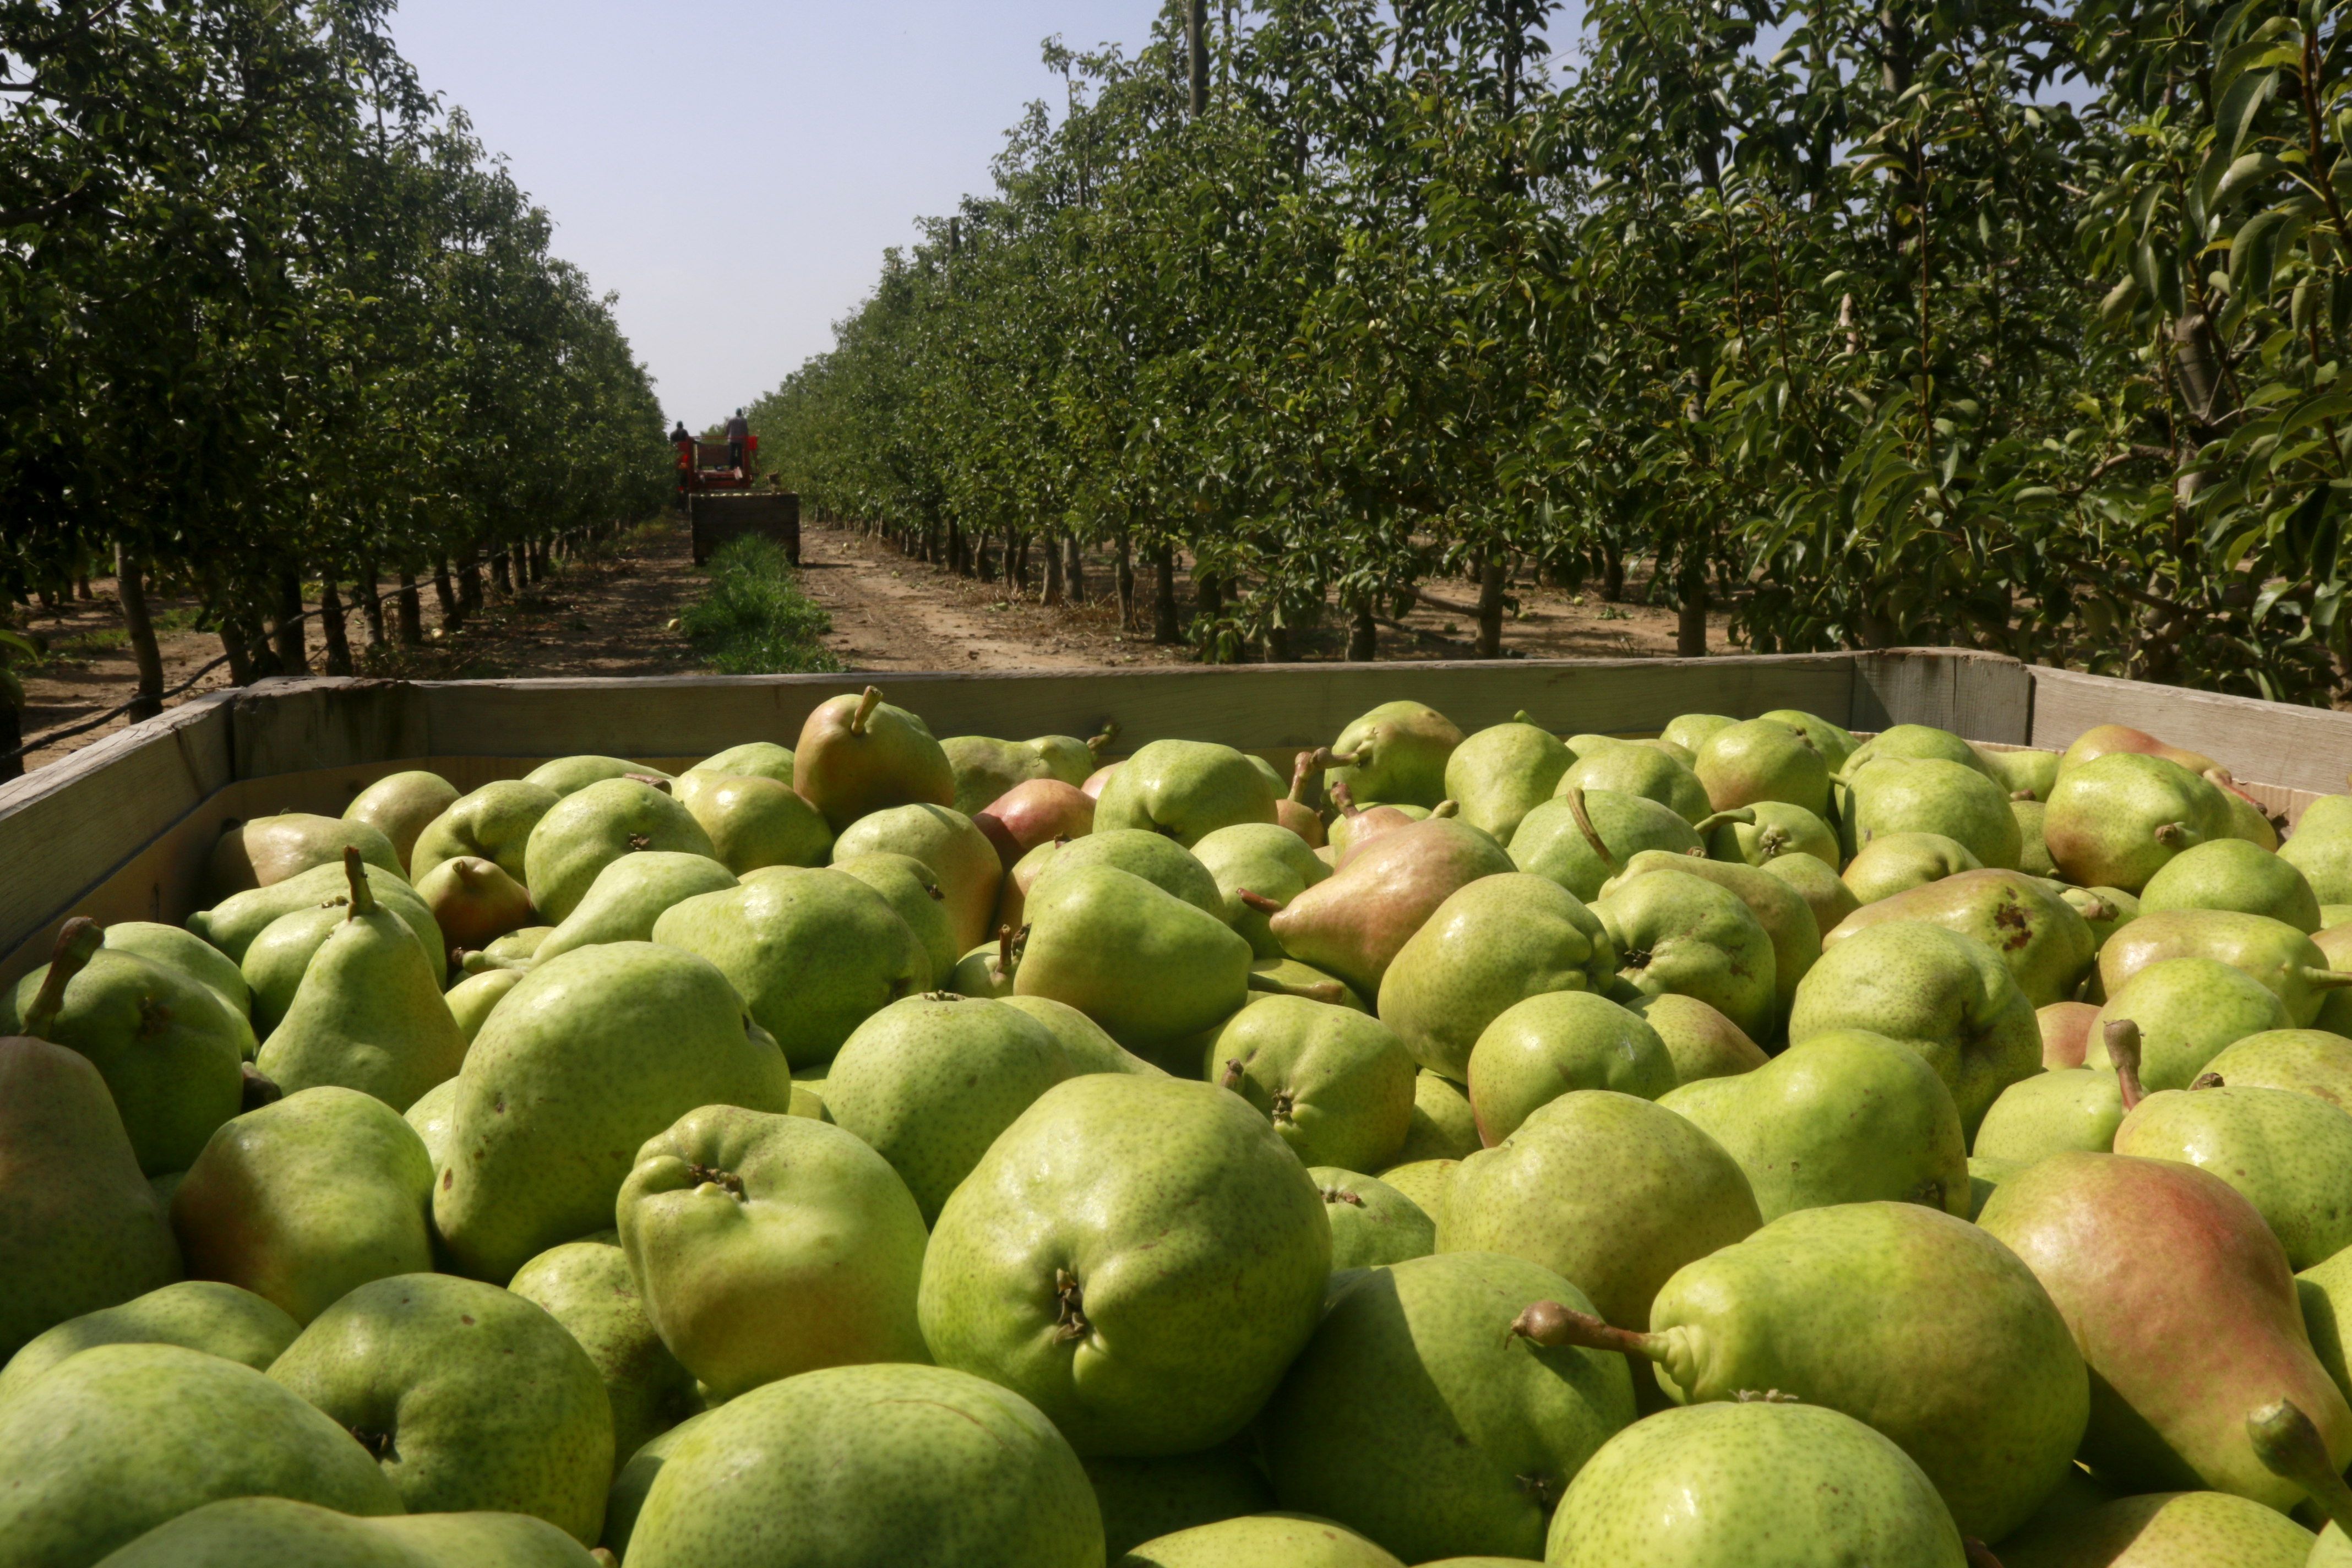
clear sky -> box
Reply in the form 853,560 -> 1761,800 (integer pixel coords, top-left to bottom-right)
389,1 -> 1160,428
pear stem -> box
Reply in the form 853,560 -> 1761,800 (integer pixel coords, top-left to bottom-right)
1246,970 -> 1343,1004
1563,787 -> 1614,866
2249,1399 -> 2352,1534
343,846 -> 377,919
2152,821 -> 2191,847
1330,781 -> 1362,820
1237,889 -> 1287,916
1430,799 -> 1460,819
1963,1541 -> 2007,1568
1087,722 -> 1118,758
1512,709 -> 1538,726
1505,1300 -> 1662,1363
20,917 -> 102,1040
849,686 -> 883,737
2302,968 -> 2352,992
2106,1019 -> 2145,1112
1314,745 -> 1362,772
1691,808 -> 1756,837
1288,749 -> 1319,805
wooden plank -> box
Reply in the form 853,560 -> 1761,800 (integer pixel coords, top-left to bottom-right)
2028,666 -> 2352,798
0,694 -> 235,974
1855,650 -> 2033,742
230,679 -> 431,781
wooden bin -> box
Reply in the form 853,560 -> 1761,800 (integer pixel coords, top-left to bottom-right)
5,647 -> 2347,989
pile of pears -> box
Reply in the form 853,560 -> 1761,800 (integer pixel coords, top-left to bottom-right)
18,690 -> 2352,1567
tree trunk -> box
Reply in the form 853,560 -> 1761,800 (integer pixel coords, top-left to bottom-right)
0,699 -> 19,783
116,543 -> 165,720
1011,531 -> 1028,594
433,559 -> 461,631
217,606 -> 259,685
458,549 -> 484,619
1152,545 -> 1180,643
1477,552 -> 1508,659
271,568 -> 309,675
1064,535 -> 1086,605
491,548 -> 514,597
1676,554 -> 1709,657
1348,596 -> 1378,661
74,574 -> 91,600
319,580 -> 353,676
1262,618 -> 1290,663
1602,538 -> 1625,602
1195,570 -> 1226,662
396,571 -> 424,645
1117,533 -> 1136,629
357,562 -> 387,648
528,540 -> 548,581
1043,534 -> 1065,606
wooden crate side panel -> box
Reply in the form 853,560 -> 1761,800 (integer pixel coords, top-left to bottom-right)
1855,650 -> 2033,742
2028,667 -> 2352,798
230,657 -> 1866,764
0,696 -> 235,978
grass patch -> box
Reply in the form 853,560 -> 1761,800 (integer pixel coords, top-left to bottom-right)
682,537 -> 843,675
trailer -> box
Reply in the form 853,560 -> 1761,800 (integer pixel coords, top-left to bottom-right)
3,647 -> 2343,989
690,489 -> 801,567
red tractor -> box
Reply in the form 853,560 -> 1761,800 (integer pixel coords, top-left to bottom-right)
676,431 -> 759,494
676,427 -> 799,567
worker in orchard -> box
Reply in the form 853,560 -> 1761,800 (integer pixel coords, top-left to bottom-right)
724,409 -> 750,471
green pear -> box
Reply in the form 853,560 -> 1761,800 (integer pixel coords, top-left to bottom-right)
269,1272 -> 612,1539
432,942 -> 794,1281
1119,1515 -> 1404,1567
1650,713 -> 1729,753
1549,1397 -> 1963,1566
508,1233 -> 700,1474
826,993 -> 1070,1221
616,1105 -> 929,1400
693,739 -> 797,785
835,851 -> 961,988
943,732 -> 1106,814
1001,993 -> 1163,1076
1603,852 -> 1819,1028
2088,956 -> 2293,1089
951,929 -> 1021,1000
1466,992 -> 1675,1144
918,1074 -> 1329,1455
1326,796 -> 1430,862
256,853 -> 466,1112
1374,1158 -> 1457,1224
1997,1490 -> 2314,1568
1694,717 -> 1830,819
1974,1067 -> 2129,1165
1627,992 -> 1766,1085
1508,787 -> 1700,901
1844,756 -> 2022,869
2115,1083 -> 2352,1267
1086,1447 -> 1277,1562
190,858 -> 442,978
623,1362 -> 1099,1568
1556,743 -> 1711,824
2229,788 -> 2286,849
1659,1028 -> 1968,1220
525,755 -> 668,797
208,812 -> 404,900
1821,868 -> 2097,1007
2045,752 -> 2236,893
2011,798 -> 2058,876
170,1086 -> 433,1325
1308,1168 -> 1436,1268
1841,830 -> 1982,905
1203,996 -> 1416,1170
412,854 -> 532,952
410,778 -> 560,883
530,850 -> 734,963
108,1499 -> 598,1567
791,687 -> 956,830
1844,721 -> 2001,780
100,922 -> 250,1021
833,802 -> 1003,950
1375,873 -> 1616,1080
674,769 -> 832,873
0,1281 -> 295,1409
2063,881 -> 2141,949
1096,739 -> 1282,845
602,1409 -> 710,1559
2284,795 -> 2352,903
344,770 -> 462,871
401,1074 -> 459,1170
654,869 -> 924,1068
1389,1069 -> 1480,1163
1983,745 -> 2062,802
2203,1028 -> 2352,1110
1747,708 -> 1851,769
1756,846 -> 1861,933
1442,1091 -> 1760,1330
1195,822 -> 1330,958
1592,868 -> 1778,1045
1017,864 -> 1253,1060
2101,908 -> 2352,1026
1571,1201 -> 2086,1541
1444,716 -> 1572,841
241,900 -> 415,1039
1787,919 -> 2041,1137
0,977 -> 183,1363
1022,829 -> 1227,919
524,777 -> 715,925
6,927 -> 247,1174
1978,1152 -> 2352,1510
444,968 -> 522,1044
2038,999 -> 2101,1068
1707,798 -> 1839,870
2142,836 -> 2323,932
1257,1253 -> 1634,1563
2301,1244 -> 2352,1403
0,1343 -> 400,1562
1324,701 -> 1463,810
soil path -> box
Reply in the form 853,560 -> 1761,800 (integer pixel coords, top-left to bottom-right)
12,514 -> 1723,775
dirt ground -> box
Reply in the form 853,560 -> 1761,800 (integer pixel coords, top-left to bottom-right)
11,514 -> 1725,774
